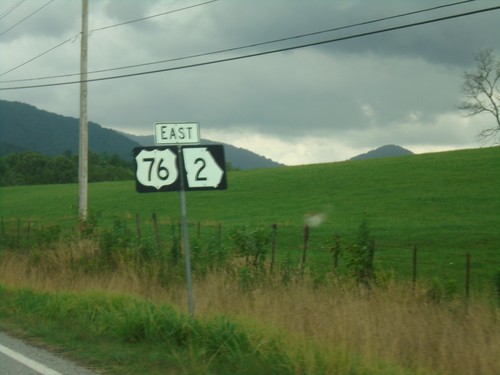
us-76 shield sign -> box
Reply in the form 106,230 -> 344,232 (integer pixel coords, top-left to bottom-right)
133,145 -> 227,193
134,147 -> 180,192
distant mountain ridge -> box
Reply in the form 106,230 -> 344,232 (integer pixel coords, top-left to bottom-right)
124,133 -> 282,170
0,100 -> 139,160
0,100 -> 282,170
350,144 -> 413,160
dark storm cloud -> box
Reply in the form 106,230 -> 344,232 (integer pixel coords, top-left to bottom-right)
1,0 -> 499,164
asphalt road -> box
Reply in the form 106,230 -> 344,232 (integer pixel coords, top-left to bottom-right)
0,331 -> 100,375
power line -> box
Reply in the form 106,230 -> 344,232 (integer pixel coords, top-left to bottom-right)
0,0 -> 54,37
0,34 -> 79,77
1,4 -> 499,91
0,0 -> 477,83
0,0 -> 219,78
0,0 -> 27,21
91,0 -> 218,33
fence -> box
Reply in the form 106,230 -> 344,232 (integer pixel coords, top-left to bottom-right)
1,215 -> 499,297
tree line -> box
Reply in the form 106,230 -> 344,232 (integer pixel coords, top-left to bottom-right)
0,151 -> 240,187
0,151 -> 134,186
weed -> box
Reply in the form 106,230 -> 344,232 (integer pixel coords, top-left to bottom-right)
169,221 -> 181,265
344,218 -> 376,285
228,226 -> 272,290
425,277 -> 458,303
79,209 -> 102,239
34,224 -> 61,249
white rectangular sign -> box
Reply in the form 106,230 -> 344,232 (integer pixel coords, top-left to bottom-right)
154,122 -> 200,145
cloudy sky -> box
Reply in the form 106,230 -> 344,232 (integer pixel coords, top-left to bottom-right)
1,0 -> 499,165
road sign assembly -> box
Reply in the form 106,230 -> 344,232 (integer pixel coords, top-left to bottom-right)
133,145 -> 227,193
134,122 -> 226,317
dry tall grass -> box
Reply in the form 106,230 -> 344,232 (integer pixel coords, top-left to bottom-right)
1,243 -> 499,375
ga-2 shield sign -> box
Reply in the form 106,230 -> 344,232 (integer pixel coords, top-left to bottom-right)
133,145 -> 227,193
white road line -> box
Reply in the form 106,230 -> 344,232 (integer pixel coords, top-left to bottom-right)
0,343 -> 63,375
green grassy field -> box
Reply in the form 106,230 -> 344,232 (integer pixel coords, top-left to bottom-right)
1,146 -> 500,289
2,146 -> 500,375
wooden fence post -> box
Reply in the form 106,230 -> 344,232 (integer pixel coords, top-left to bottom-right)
26,221 -> 31,243
17,218 -> 20,247
412,244 -> 417,291
152,213 -> 161,247
135,213 -> 141,239
331,234 -> 341,271
270,223 -> 278,272
301,225 -> 310,272
465,252 -> 471,300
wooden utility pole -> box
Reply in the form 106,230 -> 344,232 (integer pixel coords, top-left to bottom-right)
79,0 -> 88,222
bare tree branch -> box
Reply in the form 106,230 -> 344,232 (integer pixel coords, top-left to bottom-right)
458,48 -> 500,142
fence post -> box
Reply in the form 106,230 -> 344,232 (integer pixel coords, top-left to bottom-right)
331,234 -> 341,271
17,218 -> 20,247
412,244 -> 417,291
270,223 -> 278,272
465,252 -> 471,300
135,213 -> 141,239
26,221 -> 31,243
301,225 -> 310,272
152,213 -> 161,247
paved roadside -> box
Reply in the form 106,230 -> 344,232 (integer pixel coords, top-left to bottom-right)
0,331 -> 101,375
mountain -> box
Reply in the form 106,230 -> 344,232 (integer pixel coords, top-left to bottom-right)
0,100 -> 139,160
350,144 -> 413,160
125,134 -> 283,170
0,100 -> 283,170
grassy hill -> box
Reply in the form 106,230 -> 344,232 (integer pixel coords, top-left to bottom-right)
1,146 -> 499,287
0,99 -> 282,170
0,100 -> 140,160
349,144 -> 413,160
1,146 -> 500,375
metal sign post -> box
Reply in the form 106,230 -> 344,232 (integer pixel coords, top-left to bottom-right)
177,146 -> 195,317
133,122 -> 227,318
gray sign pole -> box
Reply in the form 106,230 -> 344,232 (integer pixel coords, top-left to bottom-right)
178,146 -> 195,317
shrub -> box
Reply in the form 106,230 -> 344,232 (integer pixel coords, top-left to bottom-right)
228,226 -> 272,290
344,218 -> 376,285
229,226 -> 270,270
425,277 -> 458,303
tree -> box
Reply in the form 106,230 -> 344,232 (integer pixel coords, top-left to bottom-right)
458,48 -> 500,143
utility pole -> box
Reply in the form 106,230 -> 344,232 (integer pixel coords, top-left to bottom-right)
78,0 -> 88,223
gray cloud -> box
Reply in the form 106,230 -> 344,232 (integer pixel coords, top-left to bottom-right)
1,0 -> 499,164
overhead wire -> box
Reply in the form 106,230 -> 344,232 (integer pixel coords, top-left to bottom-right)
1,4 -> 499,90
91,0 -> 218,32
0,34 -> 80,77
0,0 -> 219,78
0,0 -> 478,83
0,0 -> 54,37
0,0 -> 27,21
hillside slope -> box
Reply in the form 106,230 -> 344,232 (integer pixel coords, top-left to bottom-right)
1,146 -> 498,287
0,100 -> 140,160
0,100 -> 282,169
350,144 -> 413,160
